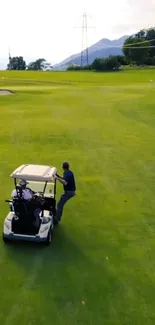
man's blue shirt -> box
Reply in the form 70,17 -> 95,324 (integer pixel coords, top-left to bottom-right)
63,170 -> 76,192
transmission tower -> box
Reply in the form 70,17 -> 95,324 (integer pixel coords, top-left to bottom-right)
81,12 -> 89,67
8,48 -> 11,70
8,48 -> 11,60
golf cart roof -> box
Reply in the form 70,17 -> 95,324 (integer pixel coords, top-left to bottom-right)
10,164 -> 57,182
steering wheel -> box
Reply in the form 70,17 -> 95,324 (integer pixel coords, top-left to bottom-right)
33,191 -> 43,197
37,191 -> 44,197
34,192 -> 45,205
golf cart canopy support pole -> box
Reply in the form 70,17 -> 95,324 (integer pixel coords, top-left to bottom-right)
43,181 -> 47,194
54,179 -> 56,199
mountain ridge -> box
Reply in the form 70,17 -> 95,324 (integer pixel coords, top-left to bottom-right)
54,35 -> 129,70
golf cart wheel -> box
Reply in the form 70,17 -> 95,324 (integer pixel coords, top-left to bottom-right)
45,228 -> 53,246
3,234 -> 10,244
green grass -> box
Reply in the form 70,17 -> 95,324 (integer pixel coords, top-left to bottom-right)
0,69 -> 155,325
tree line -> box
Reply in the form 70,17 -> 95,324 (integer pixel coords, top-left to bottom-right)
68,27 -> 155,72
7,57 -> 53,71
67,55 -> 126,72
123,28 -> 155,65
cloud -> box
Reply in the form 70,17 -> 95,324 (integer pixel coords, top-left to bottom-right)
127,0 -> 155,18
128,0 -> 155,10
111,0 -> 155,37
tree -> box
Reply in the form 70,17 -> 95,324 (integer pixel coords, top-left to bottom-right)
123,37 -> 150,65
146,28 -> 155,58
91,56 -> 121,72
7,56 -> 26,70
43,62 -> 53,71
135,29 -> 146,39
152,56 -> 155,66
104,56 -> 121,71
67,64 -> 91,71
115,55 -> 128,65
123,28 -> 155,65
27,58 -> 46,70
91,58 -> 106,71
143,56 -> 153,66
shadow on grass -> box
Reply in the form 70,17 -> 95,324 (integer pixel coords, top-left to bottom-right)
3,224 -> 137,324
3,225 -> 87,269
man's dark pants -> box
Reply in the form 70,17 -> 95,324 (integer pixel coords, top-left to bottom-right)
56,191 -> 75,221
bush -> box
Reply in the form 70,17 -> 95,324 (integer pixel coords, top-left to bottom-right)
152,56 -> 155,66
91,56 -> 121,72
143,57 -> 153,66
67,65 -> 91,71
91,58 -> 106,71
104,56 -> 121,71
68,56 -> 122,72
115,55 -> 128,65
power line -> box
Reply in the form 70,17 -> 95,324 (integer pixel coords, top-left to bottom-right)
123,45 -> 155,49
87,45 -> 155,49
87,39 -> 155,49
123,38 -> 155,46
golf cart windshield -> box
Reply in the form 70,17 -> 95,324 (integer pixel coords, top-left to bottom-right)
16,181 -> 55,198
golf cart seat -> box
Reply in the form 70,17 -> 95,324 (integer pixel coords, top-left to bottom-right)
13,185 -> 42,220
12,198 -> 41,235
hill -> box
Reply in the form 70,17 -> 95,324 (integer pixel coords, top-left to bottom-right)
54,35 -> 129,70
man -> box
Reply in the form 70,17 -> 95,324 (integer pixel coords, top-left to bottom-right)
11,179 -> 41,228
55,161 -> 76,223
11,179 -> 33,200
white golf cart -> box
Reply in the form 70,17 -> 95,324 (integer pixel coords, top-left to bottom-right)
3,164 -> 57,245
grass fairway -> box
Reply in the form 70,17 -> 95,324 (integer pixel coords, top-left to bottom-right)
0,69 -> 155,325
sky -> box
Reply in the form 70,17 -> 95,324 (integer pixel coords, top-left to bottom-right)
1,0 -> 155,66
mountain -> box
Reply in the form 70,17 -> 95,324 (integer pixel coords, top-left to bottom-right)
54,35 -> 129,70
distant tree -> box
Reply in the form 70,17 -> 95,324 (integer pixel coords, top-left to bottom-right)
122,28 -> 155,65
27,58 -> 46,71
152,56 -> 155,66
104,56 -> 121,71
67,65 -> 74,70
91,56 -> 121,72
67,64 -> 91,71
7,56 -> 26,70
123,37 -> 150,65
83,65 -> 92,70
115,55 -> 128,65
43,62 -> 53,71
91,58 -> 106,71
67,65 -> 81,71
146,28 -> 155,58
135,29 -> 146,39
143,57 -> 153,66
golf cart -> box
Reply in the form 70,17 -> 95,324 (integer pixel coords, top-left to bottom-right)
3,164 -> 57,245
